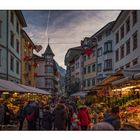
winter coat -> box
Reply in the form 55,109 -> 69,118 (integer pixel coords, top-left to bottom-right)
104,113 -> 121,130
53,107 -> 66,130
0,105 -> 5,124
42,111 -> 53,130
18,107 -> 26,122
78,108 -> 90,126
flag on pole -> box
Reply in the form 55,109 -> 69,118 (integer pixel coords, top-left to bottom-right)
34,45 -> 42,52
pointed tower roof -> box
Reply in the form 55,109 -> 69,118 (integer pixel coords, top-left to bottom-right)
43,43 -> 55,57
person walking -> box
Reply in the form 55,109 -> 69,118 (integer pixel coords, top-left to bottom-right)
53,103 -> 66,130
18,102 -> 27,130
42,106 -> 53,130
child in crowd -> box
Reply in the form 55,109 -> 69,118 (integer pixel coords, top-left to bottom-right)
71,113 -> 81,130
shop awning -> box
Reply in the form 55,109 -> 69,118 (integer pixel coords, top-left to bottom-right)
123,64 -> 140,78
18,84 -> 51,95
112,77 -> 131,86
70,91 -> 88,97
0,79 -> 28,93
134,73 -> 140,80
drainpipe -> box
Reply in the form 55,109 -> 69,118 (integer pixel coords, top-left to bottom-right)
6,10 -> 9,80
92,37 -> 98,85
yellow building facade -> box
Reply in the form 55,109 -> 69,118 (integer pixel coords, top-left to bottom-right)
21,30 -> 37,87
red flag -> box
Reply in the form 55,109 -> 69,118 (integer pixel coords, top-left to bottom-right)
84,48 -> 93,56
34,45 -> 42,52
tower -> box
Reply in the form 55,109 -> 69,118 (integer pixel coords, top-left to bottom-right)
43,43 -> 55,93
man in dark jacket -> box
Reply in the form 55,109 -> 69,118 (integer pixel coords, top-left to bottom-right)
104,107 -> 121,130
42,106 -> 53,130
53,103 -> 66,130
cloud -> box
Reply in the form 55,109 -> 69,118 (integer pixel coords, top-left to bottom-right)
23,10 -> 120,68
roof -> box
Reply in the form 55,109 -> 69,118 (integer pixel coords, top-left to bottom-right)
21,29 -> 35,48
91,21 -> 115,38
15,10 -> 27,27
0,79 -> 51,94
65,46 -> 83,65
112,11 -> 130,31
43,44 -> 55,57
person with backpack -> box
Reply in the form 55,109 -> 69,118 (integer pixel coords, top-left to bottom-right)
25,101 -> 36,130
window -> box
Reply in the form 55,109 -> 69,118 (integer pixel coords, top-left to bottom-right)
104,41 -> 112,54
104,59 -> 112,71
133,31 -> 137,50
92,78 -> 95,86
120,44 -> 124,59
84,67 -> 86,74
10,11 -> 14,24
16,60 -> 19,74
120,25 -> 124,39
132,11 -> 137,26
71,66 -> 75,72
28,64 -> 31,71
126,39 -> 130,55
88,65 -> 91,73
47,66 -> 53,73
0,20 -> 2,38
87,79 -> 90,87
10,55 -> 14,71
126,63 -> 130,68
97,63 -> 102,72
0,49 -> 1,66
97,48 -> 102,57
126,17 -> 130,33
120,66 -> 124,70
98,35 -> 102,41
10,31 -> 14,47
45,79 -> 53,88
116,31 -> 119,44
16,39 -> 19,53
133,58 -> 138,65
115,49 -> 119,62
92,64 -> 95,72
93,50 -> 96,57
16,21 -> 19,33
106,30 -> 111,36
84,56 -> 86,61
75,62 -> 79,69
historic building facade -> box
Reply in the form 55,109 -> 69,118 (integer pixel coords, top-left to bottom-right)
35,44 -> 59,94
112,10 -> 140,71
0,10 -> 26,83
91,21 -> 115,84
21,29 -> 37,87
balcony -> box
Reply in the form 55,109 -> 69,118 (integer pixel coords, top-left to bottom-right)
103,68 -> 113,72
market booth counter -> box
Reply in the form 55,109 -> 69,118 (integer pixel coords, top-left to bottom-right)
0,79 -> 51,130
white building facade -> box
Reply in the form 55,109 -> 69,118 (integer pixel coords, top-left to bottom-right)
0,10 -> 26,83
91,22 -> 115,84
113,10 -> 140,71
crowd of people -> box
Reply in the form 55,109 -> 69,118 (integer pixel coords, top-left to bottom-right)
0,95 -> 138,131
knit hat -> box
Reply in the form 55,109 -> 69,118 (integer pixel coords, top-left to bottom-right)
93,122 -> 114,131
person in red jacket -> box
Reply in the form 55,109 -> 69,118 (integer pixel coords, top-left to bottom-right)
78,105 -> 90,130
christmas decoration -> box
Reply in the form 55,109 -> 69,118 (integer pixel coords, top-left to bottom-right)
23,56 -> 30,61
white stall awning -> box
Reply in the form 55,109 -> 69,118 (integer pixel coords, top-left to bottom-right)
112,77 -> 131,86
18,84 -> 51,95
71,91 -> 88,97
0,79 -> 28,92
